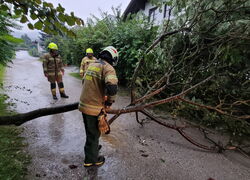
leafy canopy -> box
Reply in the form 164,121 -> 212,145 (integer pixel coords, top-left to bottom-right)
0,0 -> 84,36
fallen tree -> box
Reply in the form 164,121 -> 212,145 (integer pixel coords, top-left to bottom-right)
0,74 -> 248,157
0,75 -> 212,125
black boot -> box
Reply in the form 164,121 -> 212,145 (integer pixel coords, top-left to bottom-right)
53,95 -> 58,100
60,93 -> 69,98
51,83 -> 57,100
95,156 -> 105,166
84,156 -> 105,167
58,82 -> 69,98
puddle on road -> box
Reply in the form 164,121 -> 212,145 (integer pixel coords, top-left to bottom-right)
101,134 -> 120,148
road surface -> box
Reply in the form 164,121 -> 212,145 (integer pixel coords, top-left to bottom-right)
4,51 -> 250,180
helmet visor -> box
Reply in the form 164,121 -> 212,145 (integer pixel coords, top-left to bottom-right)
112,56 -> 118,66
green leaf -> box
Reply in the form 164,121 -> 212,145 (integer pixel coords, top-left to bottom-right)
0,35 -> 23,44
56,4 -> 65,13
61,26 -> 68,32
34,21 -> 43,30
76,19 -> 82,26
35,0 -> 42,4
65,16 -> 75,26
54,21 -> 61,29
46,3 -> 54,8
43,26 -> 51,34
20,15 -> 28,23
14,9 -> 23,16
27,23 -> 34,30
30,13 -> 37,20
66,30 -> 76,37
58,13 -> 66,22
43,2 -> 48,7
0,4 -> 9,11
44,19 -> 50,26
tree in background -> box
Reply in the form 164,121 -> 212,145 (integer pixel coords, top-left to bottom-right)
0,11 -> 23,64
0,0 -> 84,63
43,10 -> 158,78
0,0 -> 83,36
39,32 -> 51,48
20,34 -> 32,47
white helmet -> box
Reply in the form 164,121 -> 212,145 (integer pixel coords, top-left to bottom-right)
102,46 -> 119,66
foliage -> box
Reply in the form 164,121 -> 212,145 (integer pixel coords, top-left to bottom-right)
28,47 -> 39,57
0,126 -> 30,180
0,57 -> 8,117
39,32 -> 51,48
44,11 -> 158,83
16,34 -> 41,57
0,0 -> 84,36
111,15 -> 158,82
20,34 -> 32,48
0,11 -> 22,64
0,64 -> 5,83
138,0 -> 250,140
69,72 -> 81,80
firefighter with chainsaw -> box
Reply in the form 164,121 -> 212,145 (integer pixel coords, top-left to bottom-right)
42,42 -> 69,100
79,46 -> 119,167
79,48 -> 97,78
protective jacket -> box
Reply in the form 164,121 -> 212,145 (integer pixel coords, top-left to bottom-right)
42,53 -> 64,83
79,59 -> 118,116
80,56 -> 97,77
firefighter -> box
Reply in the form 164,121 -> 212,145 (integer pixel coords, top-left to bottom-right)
79,46 -> 119,167
42,42 -> 69,100
79,48 -> 97,78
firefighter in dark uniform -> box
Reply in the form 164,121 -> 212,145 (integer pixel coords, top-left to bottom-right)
42,42 -> 69,100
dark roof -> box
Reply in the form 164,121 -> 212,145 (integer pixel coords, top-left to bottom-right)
123,0 -> 147,18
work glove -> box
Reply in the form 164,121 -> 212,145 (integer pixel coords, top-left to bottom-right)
98,109 -> 110,134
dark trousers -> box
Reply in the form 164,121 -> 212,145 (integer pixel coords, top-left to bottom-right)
50,82 -> 65,96
82,113 -> 100,163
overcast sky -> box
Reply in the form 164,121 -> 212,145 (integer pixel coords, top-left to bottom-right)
13,0 -> 131,39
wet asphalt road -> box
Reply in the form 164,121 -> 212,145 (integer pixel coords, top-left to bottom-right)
4,51 -> 250,180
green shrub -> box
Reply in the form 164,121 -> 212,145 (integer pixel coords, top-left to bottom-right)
28,47 -> 40,57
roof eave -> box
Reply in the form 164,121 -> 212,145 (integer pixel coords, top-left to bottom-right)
123,0 -> 147,18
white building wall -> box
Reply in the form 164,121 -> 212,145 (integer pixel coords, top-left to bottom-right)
140,1 -> 173,25
144,2 -> 164,25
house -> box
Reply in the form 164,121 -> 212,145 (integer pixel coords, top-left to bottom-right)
123,0 -> 171,24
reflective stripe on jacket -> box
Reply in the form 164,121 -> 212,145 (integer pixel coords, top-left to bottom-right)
42,53 -> 63,76
80,56 -> 97,76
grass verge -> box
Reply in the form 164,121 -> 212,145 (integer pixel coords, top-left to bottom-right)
0,126 -> 30,180
69,72 -> 81,80
0,64 -> 30,180
0,64 -> 7,115
0,64 -> 5,83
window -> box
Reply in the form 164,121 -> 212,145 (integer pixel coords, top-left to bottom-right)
163,4 -> 170,18
148,7 -> 157,22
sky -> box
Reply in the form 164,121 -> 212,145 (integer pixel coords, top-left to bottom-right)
13,0 -> 131,39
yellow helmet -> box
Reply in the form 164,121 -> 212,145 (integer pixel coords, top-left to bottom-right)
86,48 -> 93,54
48,42 -> 58,50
